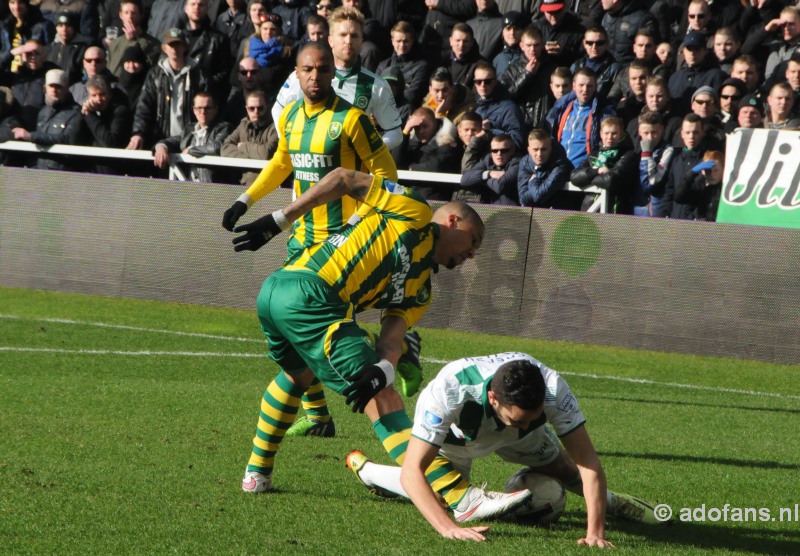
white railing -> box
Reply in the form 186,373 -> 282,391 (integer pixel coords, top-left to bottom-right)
0,141 -> 607,212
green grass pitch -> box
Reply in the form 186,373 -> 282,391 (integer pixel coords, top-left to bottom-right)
1,287 -> 798,555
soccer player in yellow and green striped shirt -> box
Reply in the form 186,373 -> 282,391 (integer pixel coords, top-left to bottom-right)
236,168 -> 528,539
222,43 -> 399,436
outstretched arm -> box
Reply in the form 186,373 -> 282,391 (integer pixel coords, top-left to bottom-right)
231,169 -> 375,251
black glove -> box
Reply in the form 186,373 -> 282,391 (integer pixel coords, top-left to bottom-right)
232,212 -> 284,252
343,364 -> 388,413
222,200 -> 248,231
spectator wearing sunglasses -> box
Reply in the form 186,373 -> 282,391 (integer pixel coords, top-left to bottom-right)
221,89 -> 279,186
717,77 -> 746,131
458,132 -> 521,205
570,26 -> 620,101
222,56 -> 266,125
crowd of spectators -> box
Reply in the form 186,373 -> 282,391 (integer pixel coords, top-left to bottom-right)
2,0 -> 800,221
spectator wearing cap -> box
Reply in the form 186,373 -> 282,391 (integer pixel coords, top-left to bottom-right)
107,0 -> 162,78
600,0 -> 659,66
534,0 -> 586,68
681,85 -> 724,149
667,30 -> 727,114
376,21 -> 431,108
12,68 -> 85,171
718,77 -> 746,130
466,0 -> 505,62
672,0 -> 715,66
0,0 -> 55,75
80,75 -> 133,174
117,43 -> 150,107
736,93 -> 765,130
492,11 -> 524,80
45,12 -> 87,86
127,28 -> 209,150
764,82 -> 800,130
380,65 -> 410,126
500,25 -> 557,130
70,46 -> 121,106
570,26 -> 620,101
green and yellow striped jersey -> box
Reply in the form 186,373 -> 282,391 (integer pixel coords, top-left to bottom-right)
285,176 -> 438,329
245,92 -> 397,253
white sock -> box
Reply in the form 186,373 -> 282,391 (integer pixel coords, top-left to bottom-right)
358,461 -> 409,498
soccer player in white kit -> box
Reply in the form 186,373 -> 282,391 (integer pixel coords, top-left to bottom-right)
271,6 -> 403,150
347,352 -> 660,545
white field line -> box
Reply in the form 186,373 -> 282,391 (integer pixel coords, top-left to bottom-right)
1,314 -> 797,401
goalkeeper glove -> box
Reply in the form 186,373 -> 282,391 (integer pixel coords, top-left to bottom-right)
222,200 -> 248,231
397,331 -> 423,397
232,210 -> 291,252
343,360 -> 395,413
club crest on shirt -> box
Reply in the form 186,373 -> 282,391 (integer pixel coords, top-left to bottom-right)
355,95 -> 368,109
328,121 -> 342,140
417,286 -> 430,305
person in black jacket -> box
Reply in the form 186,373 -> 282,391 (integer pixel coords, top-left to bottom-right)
127,28 -> 209,150
153,90 -> 233,181
500,24 -> 556,130
375,21 -> 431,108
399,105 -> 461,200
0,86 -> 24,166
600,0 -> 659,65
46,12 -> 87,86
569,115 -> 638,213
181,0 -> 232,100
535,0 -> 586,68
458,133 -> 520,205
674,148 -> 723,221
80,75 -> 133,174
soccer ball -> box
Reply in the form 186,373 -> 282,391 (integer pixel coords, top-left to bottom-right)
503,469 -> 567,525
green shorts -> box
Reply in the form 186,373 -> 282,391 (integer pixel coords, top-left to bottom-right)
257,269 -> 379,394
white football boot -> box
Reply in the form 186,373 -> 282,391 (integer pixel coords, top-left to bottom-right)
242,469 -> 273,493
453,484 -> 532,522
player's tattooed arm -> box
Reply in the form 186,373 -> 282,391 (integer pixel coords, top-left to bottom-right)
282,168 -> 373,222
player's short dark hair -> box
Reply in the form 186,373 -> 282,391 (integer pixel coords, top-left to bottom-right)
473,60 -> 496,78
584,26 -> 608,40
683,112 -> 704,126
296,41 -> 333,64
490,359 -> 546,410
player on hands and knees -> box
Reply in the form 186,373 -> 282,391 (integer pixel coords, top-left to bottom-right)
345,353 -> 661,546
236,168 -> 533,540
